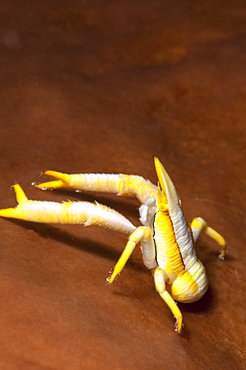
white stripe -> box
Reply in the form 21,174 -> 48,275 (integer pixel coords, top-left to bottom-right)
169,206 -> 196,270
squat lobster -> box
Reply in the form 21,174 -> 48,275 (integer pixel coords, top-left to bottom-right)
0,157 -> 226,333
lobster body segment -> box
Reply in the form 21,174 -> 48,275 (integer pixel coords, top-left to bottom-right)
0,157 -> 226,333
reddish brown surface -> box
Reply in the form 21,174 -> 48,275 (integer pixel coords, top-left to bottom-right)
0,1 -> 245,369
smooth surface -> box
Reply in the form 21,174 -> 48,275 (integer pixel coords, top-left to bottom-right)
0,1 -> 245,369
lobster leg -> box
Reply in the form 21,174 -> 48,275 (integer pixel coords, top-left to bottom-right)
108,226 -> 154,283
191,217 -> 226,259
0,184 -> 136,234
154,268 -> 182,333
36,171 -> 158,204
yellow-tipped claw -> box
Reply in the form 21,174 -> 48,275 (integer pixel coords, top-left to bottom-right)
0,207 -> 18,218
35,170 -> 71,189
12,184 -> 28,203
0,184 -> 28,219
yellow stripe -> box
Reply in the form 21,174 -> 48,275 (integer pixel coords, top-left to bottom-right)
154,211 -> 184,278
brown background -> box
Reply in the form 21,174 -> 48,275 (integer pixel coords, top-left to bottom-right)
0,1 -> 245,369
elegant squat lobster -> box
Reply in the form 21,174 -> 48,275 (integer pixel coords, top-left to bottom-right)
0,158 -> 226,333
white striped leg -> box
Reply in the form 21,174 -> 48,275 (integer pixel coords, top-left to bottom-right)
0,184 -> 136,234
36,171 -> 158,204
